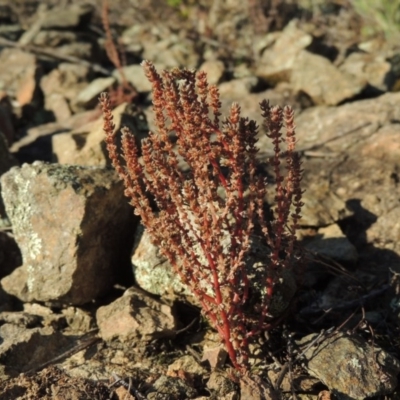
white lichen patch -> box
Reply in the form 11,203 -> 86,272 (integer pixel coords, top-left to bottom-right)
27,232 -> 42,260
350,356 -> 362,370
27,264 -> 35,293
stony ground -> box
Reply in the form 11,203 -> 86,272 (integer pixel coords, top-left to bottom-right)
1,0 -> 400,399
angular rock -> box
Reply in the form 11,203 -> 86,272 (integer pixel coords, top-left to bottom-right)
167,355 -> 207,378
132,228 -> 297,316
0,324 -> 72,380
206,370 -> 238,398
0,311 -> 40,328
96,286 -> 176,342
304,224 -> 358,263
40,3 -> 93,30
1,162 -> 133,305
113,64 -> 153,93
201,344 -> 228,370
298,332 -> 400,399
198,60 -> 225,85
72,77 -> 116,111
146,374 -> 198,399
41,63 -> 92,120
0,49 -> 42,106
296,178 -> 351,227
255,20 -> 312,85
41,63 -> 92,101
131,226 -> 191,299
52,102 -> 148,166
295,92 -> 400,155
62,306 -> 94,333
340,52 -> 393,92
23,302 -> 65,329
291,51 -> 364,105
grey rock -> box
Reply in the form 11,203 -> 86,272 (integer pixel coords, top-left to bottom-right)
298,332 -> 400,399
132,228 -> 297,317
1,162 -> 133,305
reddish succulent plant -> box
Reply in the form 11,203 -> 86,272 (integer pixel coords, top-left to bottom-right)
100,60 -> 304,373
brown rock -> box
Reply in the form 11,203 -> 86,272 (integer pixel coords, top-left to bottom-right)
1,162 -> 133,305
340,52 -> 393,92
298,332 -> 400,399
96,286 -> 176,342
291,51 -> 364,105
52,102 -> 148,166
0,324 -> 72,379
0,49 -> 42,106
256,21 -> 312,85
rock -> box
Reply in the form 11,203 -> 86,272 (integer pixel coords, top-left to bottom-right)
62,306 -> 94,333
0,311 -> 40,328
47,93 -> 72,121
113,64 -> 153,93
304,224 -> 358,263
198,60 -> 225,85
255,20 -> 312,85
298,332 -> 400,399
301,271 -> 379,314
291,50 -> 365,105
132,228 -> 297,316
167,355 -> 207,378
295,92 -> 400,155
40,4 -> 93,30
131,226 -> 191,299
201,344 -> 228,369
359,123 -> 400,162
1,162 -> 133,305
207,370 -> 238,397
143,34 -> 199,69
23,302 -> 66,329
0,324 -> 72,380
0,49 -> 42,106
52,102 -> 148,166
218,76 -> 258,97
0,366 -> 111,399
145,374 -> 198,399
72,77 -> 116,111
41,63 -> 93,120
96,286 -> 176,342
41,63 -> 92,101
296,177 -> 352,227
340,51 -> 393,92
